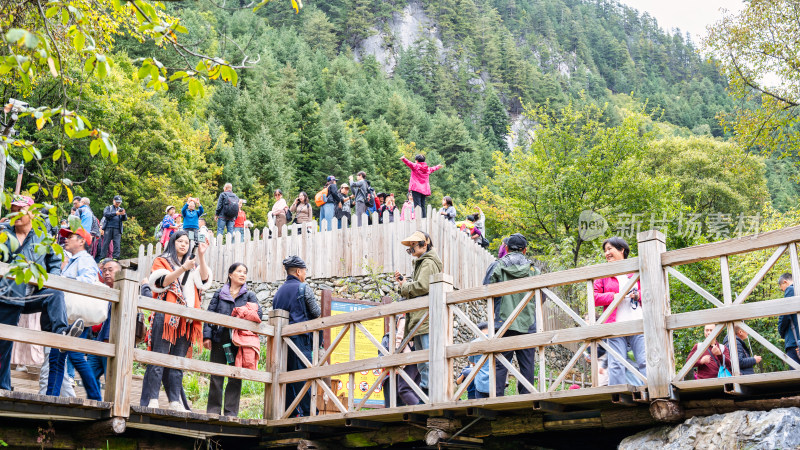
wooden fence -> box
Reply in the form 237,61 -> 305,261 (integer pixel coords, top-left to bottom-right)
131,206 -> 494,290
2,225 -> 800,433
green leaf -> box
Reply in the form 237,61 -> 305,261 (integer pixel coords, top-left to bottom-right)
168,70 -> 187,81
73,32 -> 85,52
52,183 -> 61,199
5,29 -> 25,44
45,5 -> 59,17
89,139 -> 100,156
137,64 -> 150,80
84,55 -> 96,74
53,149 -> 62,161
60,8 -> 69,25
23,33 -> 40,50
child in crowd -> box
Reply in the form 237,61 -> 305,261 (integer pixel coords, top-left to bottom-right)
181,197 -> 204,242
469,322 -> 491,398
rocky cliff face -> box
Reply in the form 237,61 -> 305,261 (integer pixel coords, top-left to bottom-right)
619,407 -> 800,450
353,1 -> 444,74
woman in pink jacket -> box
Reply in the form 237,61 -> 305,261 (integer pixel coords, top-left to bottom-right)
401,154 -> 442,218
593,236 -> 646,386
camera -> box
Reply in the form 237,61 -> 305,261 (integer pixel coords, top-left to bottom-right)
196,229 -> 207,244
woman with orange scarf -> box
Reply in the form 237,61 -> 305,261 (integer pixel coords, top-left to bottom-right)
140,230 -> 212,411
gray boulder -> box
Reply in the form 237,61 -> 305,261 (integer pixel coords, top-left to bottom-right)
619,407 -> 800,450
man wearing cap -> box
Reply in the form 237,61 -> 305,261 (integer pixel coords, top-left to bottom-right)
0,195 -> 82,392
394,231 -> 443,395
38,227 -> 103,400
483,233 -> 539,396
272,256 -> 320,417
98,195 -> 126,262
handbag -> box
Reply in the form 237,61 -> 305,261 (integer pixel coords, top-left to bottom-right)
716,348 -> 732,378
64,281 -> 110,326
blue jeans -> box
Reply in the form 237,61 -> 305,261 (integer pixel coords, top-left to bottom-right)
234,227 -> 245,241
320,203 -> 335,231
47,329 -> 103,401
413,333 -> 430,390
607,334 -> 647,386
87,353 -> 106,385
216,218 -> 235,237
0,288 -> 68,390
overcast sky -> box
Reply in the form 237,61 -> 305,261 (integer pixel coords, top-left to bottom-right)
619,0 -> 746,44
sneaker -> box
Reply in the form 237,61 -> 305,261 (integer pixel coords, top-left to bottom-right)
147,399 -> 160,409
65,319 -> 84,337
169,401 -> 188,412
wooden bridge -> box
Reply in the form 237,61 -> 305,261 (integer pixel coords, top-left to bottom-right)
2,226 -> 800,448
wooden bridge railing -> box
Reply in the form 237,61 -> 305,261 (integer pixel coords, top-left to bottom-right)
2,225 -> 800,430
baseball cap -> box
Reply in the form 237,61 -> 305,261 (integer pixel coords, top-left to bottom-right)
506,233 -> 528,251
341,183 -> 350,188
400,231 -> 429,247
113,195 -> 122,202
10,195 -> 34,208
327,175 -> 338,182
59,227 -> 92,245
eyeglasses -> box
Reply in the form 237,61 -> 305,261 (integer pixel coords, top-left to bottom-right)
406,242 -> 424,254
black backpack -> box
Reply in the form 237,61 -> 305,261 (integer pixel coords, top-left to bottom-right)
365,188 -> 376,208
222,192 -> 240,219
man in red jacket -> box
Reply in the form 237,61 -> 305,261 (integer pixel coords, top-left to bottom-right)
687,324 -> 732,379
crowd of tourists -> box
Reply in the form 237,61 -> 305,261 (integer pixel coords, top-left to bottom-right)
0,158 -> 797,418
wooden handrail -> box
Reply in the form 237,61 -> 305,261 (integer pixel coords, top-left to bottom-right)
661,225 -> 800,266
445,320 -> 644,359
446,258 -> 639,304
280,296 -> 429,336
137,295 -> 274,337
0,322 -> 115,357
0,262 -> 120,303
133,349 -> 272,383
666,295 -> 800,330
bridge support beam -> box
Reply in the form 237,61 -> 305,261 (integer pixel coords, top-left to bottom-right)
107,268 -> 139,418
267,309 -> 290,420
428,273 -> 454,404
638,230 -> 675,399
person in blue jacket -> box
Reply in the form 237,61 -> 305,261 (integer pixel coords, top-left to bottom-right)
778,273 -> 800,366
272,256 -> 320,417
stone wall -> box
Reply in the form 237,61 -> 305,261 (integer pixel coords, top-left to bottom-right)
201,274 -> 401,311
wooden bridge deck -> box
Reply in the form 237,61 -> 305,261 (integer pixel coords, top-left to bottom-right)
2,226 -> 800,448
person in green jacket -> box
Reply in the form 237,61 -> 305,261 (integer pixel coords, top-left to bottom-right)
483,233 -> 539,396
394,230 -> 443,394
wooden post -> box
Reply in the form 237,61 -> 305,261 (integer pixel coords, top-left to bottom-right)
106,268 -> 139,418
428,273 -> 454,404
266,309 -> 290,420
637,229 -> 673,398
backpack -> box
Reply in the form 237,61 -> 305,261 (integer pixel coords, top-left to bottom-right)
285,208 -> 294,224
479,235 -> 490,249
315,187 -> 328,207
365,188 -> 375,208
222,192 -> 240,219
153,222 -> 163,240
90,215 -> 101,237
